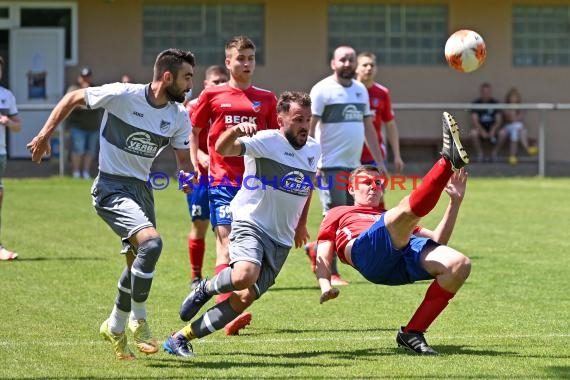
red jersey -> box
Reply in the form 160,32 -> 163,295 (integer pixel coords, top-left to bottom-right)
186,99 -> 208,177
191,84 -> 279,186
317,205 -> 420,264
360,83 -> 395,163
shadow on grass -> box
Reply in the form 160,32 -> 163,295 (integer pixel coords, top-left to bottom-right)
148,357 -> 334,369
545,366 -> 570,378
254,326 -> 395,335
9,256 -> 105,262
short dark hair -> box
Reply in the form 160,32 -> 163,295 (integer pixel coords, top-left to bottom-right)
277,91 -> 311,114
225,36 -> 256,56
153,48 -> 196,81
0,56 -> 4,71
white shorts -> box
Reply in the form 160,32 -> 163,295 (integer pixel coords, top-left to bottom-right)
504,122 -> 524,142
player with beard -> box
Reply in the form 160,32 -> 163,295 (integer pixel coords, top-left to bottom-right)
189,35 -> 279,335
304,46 -> 384,285
27,48 -> 197,360
164,91 -> 320,357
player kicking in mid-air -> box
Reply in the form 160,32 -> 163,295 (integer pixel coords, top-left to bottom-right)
316,112 -> 471,355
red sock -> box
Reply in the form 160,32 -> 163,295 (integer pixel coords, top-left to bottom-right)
404,280 -> 455,333
408,158 -> 453,217
214,263 -> 229,275
188,238 -> 205,279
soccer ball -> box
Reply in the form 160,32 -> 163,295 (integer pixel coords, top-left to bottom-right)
444,29 -> 486,73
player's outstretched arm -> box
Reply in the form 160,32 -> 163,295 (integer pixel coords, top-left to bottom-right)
416,168 -> 468,244
316,240 -> 340,304
27,89 -> 86,163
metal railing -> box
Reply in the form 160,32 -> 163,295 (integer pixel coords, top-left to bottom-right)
392,102 -> 570,177
18,102 -> 570,177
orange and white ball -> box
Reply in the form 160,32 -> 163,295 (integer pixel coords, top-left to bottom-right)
444,29 -> 486,73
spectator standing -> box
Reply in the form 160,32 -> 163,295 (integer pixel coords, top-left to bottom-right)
0,56 -> 22,261
66,67 -> 104,179
121,73 -> 133,83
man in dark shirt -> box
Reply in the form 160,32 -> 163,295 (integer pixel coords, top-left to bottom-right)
469,82 -> 502,162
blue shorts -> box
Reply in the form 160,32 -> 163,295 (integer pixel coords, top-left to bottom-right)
71,128 -> 99,155
208,186 -> 240,227
350,214 -> 436,285
186,183 -> 210,222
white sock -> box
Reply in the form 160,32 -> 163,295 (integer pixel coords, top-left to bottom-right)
130,300 -> 147,321
108,305 -> 129,334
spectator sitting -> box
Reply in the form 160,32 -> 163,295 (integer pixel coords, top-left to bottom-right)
469,82 -> 502,162
491,87 -> 538,164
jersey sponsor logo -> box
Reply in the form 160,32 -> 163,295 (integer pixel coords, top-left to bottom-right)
251,101 -> 262,112
133,111 -> 144,118
224,115 -> 257,125
342,105 -> 364,121
125,131 -> 159,157
159,120 -> 171,133
183,139 -> 190,145
280,170 -> 312,196
220,103 -> 232,108
284,152 -> 294,157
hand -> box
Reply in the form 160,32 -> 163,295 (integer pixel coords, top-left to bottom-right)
26,135 -> 51,163
393,156 -> 405,174
376,162 -> 389,179
178,170 -> 198,194
445,168 -> 467,203
233,122 -> 257,137
313,168 -> 322,187
198,154 -> 210,170
320,288 -> 340,304
0,115 -> 9,125
293,225 -> 310,249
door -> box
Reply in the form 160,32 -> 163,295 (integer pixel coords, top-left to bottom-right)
8,28 -> 64,158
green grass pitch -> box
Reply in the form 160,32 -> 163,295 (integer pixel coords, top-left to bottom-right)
1,176 -> 568,378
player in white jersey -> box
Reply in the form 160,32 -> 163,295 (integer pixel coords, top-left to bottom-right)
0,56 -> 22,261
27,48 -> 197,360
305,45 -> 385,286
163,91 -> 320,357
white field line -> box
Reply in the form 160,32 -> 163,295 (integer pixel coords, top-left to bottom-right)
1,333 -> 569,347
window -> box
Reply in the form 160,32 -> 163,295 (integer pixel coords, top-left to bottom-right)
20,7 -> 74,62
328,4 -> 448,66
0,2 -> 77,64
513,5 -> 570,66
143,4 -> 265,66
